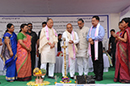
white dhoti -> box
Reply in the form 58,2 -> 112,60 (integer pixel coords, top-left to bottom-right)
40,63 -> 55,78
77,57 -> 89,75
76,49 -> 89,76
62,55 -> 75,77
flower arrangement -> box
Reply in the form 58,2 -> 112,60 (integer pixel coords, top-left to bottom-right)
27,68 -> 50,86
33,68 -> 46,76
27,81 -> 50,86
57,51 -> 63,57
60,76 -> 72,83
33,68 -> 46,84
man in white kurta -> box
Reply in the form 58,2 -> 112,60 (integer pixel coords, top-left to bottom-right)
39,19 -> 58,79
62,23 -> 79,79
76,18 -> 89,76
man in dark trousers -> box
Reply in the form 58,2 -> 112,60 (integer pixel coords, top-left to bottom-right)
26,23 -> 37,74
108,29 -> 116,67
37,22 -> 47,68
87,16 -> 105,81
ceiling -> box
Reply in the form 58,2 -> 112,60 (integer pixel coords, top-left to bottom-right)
0,0 -> 130,14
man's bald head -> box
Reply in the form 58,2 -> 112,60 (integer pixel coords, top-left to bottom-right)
66,23 -> 73,27
66,23 -> 73,33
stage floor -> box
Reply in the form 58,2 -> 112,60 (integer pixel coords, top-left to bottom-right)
0,68 -> 126,86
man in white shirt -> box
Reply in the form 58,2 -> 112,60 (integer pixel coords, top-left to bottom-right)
76,18 -> 89,76
62,23 -> 79,79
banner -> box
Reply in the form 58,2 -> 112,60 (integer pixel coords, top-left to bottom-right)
0,15 -> 109,49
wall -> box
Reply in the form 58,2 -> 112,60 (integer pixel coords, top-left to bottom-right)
0,13 -> 120,36
120,6 -> 130,20
0,13 -> 120,50
109,13 -> 120,35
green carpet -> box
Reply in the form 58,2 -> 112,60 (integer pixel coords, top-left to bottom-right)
0,67 -> 123,86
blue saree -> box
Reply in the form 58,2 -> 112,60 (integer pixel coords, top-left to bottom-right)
1,32 -> 17,81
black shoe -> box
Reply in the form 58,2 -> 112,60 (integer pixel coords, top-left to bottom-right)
70,77 -> 74,79
96,77 -> 103,81
48,76 -> 55,79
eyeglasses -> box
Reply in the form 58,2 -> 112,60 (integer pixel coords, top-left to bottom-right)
28,26 -> 32,27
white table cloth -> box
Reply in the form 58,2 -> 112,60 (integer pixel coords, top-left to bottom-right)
0,45 -> 6,75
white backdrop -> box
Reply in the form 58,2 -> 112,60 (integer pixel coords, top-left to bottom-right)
0,15 -> 109,49
120,6 -> 130,20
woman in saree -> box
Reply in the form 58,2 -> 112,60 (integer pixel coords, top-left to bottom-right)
1,23 -> 17,82
16,24 -> 32,81
113,18 -> 130,83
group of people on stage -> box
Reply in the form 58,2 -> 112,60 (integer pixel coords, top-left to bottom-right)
0,15 -> 130,83
38,16 -> 105,81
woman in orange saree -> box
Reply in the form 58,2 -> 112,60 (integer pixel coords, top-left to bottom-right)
16,24 -> 32,81
114,18 -> 130,83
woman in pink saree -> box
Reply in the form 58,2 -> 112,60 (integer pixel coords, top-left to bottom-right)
113,18 -> 130,83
